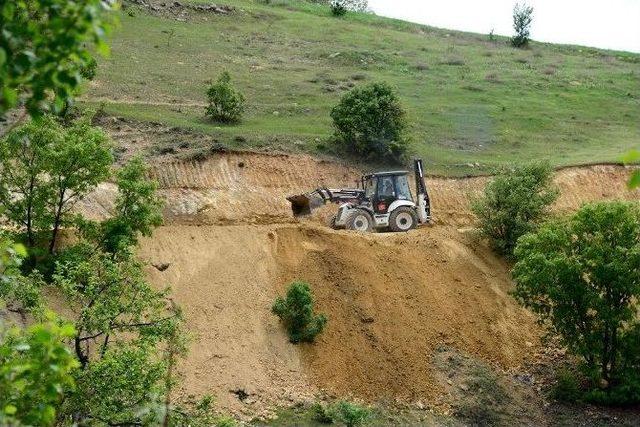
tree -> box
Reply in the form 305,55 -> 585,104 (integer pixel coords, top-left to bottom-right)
0,117 -> 112,254
511,2 -> 533,48
52,248 -> 184,424
0,320 -> 79,426
205,71 -> 245,123
0,0 -> 113,117
513,202 -> 640,404
95,157 -> 164,254
46,118 -> 112,253
471,162 -> 557,257
0,116 -> 63,247
330,82 -> 407,161
272,281 -> 327,343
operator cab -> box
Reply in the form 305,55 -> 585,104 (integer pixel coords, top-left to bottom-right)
362,171 -> 413,214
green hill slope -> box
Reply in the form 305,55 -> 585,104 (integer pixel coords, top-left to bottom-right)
83,0 -> 640,175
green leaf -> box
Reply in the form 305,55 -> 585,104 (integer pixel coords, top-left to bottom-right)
4,404 -> 17,415
623,149 -> 640,164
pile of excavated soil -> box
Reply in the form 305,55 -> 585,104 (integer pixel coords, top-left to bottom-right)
82,151 -> 638,418
138,223 -> 540,416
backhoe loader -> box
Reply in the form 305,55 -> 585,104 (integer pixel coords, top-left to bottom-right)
287,159 -> 431,232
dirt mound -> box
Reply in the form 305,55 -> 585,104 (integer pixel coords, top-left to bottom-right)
138,223 -> 539,416
274,225 -> 539,404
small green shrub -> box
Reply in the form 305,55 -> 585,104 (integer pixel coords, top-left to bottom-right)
205,71 -> 245,123
471,162 -> 557,257
80,57 -> 98,81
552,369 -> 582,403
330,82 -> 407,162
328,401 -> 370,427
311,402 -> 334,424
330,1 -> 347,16
272,281 -> 327,343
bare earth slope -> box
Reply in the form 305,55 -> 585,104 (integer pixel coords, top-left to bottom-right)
102,152 -> 639,418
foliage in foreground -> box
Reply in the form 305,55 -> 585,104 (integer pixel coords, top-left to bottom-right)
0,0 -> 113,116
205,71 -> 245,123
272,281 -> 327,343
330,82 -> 407,162
513,202 -> 640,405
472,162 -> 558,257
0,319 -> 79,426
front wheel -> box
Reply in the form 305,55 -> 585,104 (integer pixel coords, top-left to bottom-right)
345,209 -> 374,232
388,206 -> 418,232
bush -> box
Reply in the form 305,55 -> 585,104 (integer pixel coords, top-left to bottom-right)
471,162 -> 557,257
80,56 -> 98,81
511,2 -> 533,48
330,1 -> 347,16
328,401 -> 371,427
272,281 -> 327,343
551,369 -> 582,403
311,402 -> 334,424
205,71 -> 245,123
513,202 -> 640,405
330,82 -> 407,161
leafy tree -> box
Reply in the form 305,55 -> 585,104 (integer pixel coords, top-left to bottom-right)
0,117 -> 112,254
67,344 -> 167,425
53,248 -> 181,368
513,202 -> 640,404
0,319 -> 79,426
272,281 -> 327,343
0,0 -> 113,117
95,157 -> 163,254
46,118 -> 112,253
511,2 -> 534,48
330,82 -> 407,161
205,71 -> 245,123
52,247 -> 184,423
471,162 -> 557,257
0,116 -> 63,247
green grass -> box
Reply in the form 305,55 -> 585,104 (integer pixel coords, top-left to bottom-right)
84,0 -> 640,175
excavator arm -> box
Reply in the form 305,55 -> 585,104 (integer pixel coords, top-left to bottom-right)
287,187 -> 364,216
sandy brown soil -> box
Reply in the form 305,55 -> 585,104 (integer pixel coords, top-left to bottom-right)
79,151 -> 639,419
138,223 -> 539,418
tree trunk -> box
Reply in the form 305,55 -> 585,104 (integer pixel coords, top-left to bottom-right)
49,189 -> 65,254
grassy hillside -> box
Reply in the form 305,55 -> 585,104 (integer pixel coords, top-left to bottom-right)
82,0 -> 640,175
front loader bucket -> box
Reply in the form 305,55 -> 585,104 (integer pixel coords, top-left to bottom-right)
287,191 -> 326,217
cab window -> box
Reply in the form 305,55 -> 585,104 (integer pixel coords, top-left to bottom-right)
395,175 -> 412,200
364,177 -> 377,198
378,176 -> 395,197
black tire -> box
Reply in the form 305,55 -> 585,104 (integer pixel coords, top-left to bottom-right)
345,209 -> 374,232
388,206 -> 418,232
329,214 -> 340,229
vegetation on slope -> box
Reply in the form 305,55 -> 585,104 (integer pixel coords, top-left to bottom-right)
83,0 -> 640,175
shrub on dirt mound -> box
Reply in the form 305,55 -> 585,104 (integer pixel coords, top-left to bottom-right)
272,281 -> 327,343
205,71 -> 245,123
330,82 -> 408,162
472,162 -> 557,257
513,202 -> 640,405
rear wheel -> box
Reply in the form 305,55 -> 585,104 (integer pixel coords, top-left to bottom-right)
345,209 -> 373,232
389,206 -> 418,232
